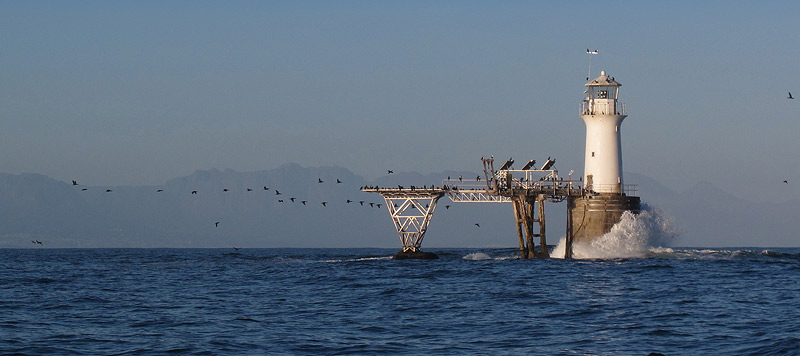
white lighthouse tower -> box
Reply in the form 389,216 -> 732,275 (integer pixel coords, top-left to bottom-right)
567,69 -> 640,244
580,70 -> 626,193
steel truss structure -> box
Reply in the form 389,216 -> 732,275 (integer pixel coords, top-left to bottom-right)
364,189 -> 445,252
446,190 -> 510,203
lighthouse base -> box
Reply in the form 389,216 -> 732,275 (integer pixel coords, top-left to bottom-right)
567,194 -> 641,243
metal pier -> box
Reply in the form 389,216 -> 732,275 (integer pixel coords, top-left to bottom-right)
362,157 -> 637,259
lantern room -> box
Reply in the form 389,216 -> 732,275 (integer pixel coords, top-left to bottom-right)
585,70 -> 621,100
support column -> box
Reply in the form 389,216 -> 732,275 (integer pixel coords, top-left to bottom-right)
536,195 -> 549,258
512,198 -> 528,259
565,197 -> 575,259
512,196 -> 549,259
524,198 -> 536,259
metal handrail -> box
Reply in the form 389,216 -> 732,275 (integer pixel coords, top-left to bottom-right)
584,184 -> 639,197
439,176 -> 639,198
580,101 -> 627,116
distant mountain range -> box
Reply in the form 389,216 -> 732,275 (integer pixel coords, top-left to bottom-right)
625,172 -> 800,247
0,164 -> 797,248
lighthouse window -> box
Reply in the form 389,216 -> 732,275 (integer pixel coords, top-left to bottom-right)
598,90 -> 608,99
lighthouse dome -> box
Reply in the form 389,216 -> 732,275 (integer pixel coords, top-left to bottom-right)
585,70 -> 621,87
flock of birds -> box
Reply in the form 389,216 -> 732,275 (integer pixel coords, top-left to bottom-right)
60,169 -> 481,233
68,177 -> 385,228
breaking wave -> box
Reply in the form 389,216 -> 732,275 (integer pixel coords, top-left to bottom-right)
323,256 -> 393,263
463,252 -> 492,260
552,203 -> 681,259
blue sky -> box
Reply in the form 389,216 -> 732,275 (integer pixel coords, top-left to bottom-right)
2,1 -> 799,203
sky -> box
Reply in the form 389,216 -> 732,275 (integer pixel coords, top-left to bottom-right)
2,0 -> 800,203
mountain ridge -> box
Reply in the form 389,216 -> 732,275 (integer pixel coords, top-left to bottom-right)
0,166 -> 797,248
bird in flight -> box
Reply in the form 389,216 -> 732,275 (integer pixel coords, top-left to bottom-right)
192,190 -> 198,194
346,199 -> 352,203
223,188 -> 229,192
321,202 -> 328,207
106,189 -> 112,193
263,186 -> 269,190
275,190 -> 282,195
369,202 -> 374,207
445,205 -> 451,209
215,222 -> 220,227
359,201 -> 364,206
290,197 -> 296,202
318,178 -> 324,183
474,223 -> 480,227
247,188 -> 253,192
157,189 -> 164,192
376,204 -> 382,208
301,200 -> 307,205
784,180 -> 789,184
789,91 -> 795,99
278,199 -> 284,203
387,170 -> 394,174
336,179 -> 342,184
72,180 -> 78,185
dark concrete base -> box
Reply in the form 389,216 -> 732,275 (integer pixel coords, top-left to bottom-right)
392,250 -> 439,260
568,194 -> 641,243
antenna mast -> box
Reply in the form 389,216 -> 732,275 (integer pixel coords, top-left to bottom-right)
586,49 -> 599,80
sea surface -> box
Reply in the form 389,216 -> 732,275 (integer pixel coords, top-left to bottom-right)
2,247 -> 799,355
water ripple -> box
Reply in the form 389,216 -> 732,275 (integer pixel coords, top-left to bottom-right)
1,247 -> 799,355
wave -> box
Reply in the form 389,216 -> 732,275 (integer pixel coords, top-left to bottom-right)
462,252 -> 492,260
323,256 -> 393,263
670,248 -> 800,261
551,203 -> 681,259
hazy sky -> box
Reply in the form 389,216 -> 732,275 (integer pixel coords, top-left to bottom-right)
2,1 -> 799,203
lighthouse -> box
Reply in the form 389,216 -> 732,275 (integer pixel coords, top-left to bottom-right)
568,70 -> 641,243
364,68 -> 644,258
581,70 -> 626,193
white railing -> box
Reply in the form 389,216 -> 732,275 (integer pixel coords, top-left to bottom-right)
623,184 -> 639,197
440,179 -> 487,191
580,101 -> 627,116
585,184 -> 639,197
440,178 -> 509,203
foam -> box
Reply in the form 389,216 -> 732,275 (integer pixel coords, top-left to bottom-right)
323,256 -> 393,263
551,203 -> 680,259
463,252 -> 492,260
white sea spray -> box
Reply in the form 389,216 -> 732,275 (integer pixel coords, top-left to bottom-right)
552,203 -> 681,259
463,252 -> 492,260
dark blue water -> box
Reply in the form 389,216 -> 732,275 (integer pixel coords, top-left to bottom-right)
2,248 -> 799,355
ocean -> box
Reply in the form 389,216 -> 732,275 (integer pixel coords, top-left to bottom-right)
2,245 -> 799,355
